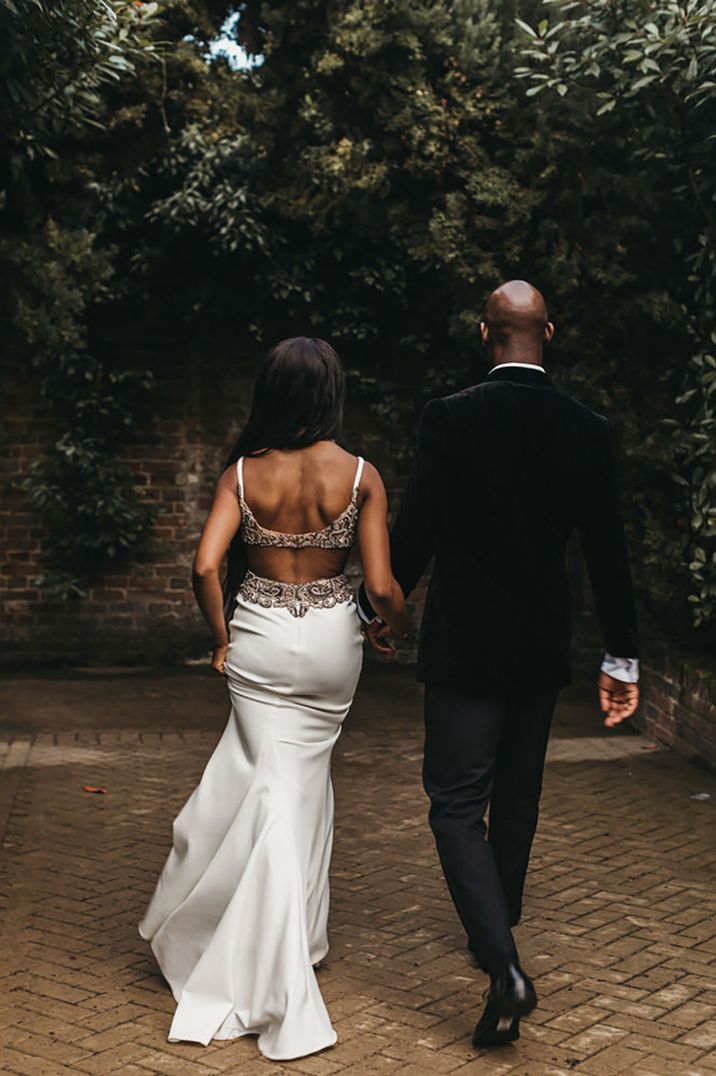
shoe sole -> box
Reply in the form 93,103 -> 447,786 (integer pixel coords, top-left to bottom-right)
472,1018 -> 520,1047
473,1032 -> 520,1047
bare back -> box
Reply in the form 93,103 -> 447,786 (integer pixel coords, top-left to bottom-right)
193,437 -> 408,645
238,442 -> 364,583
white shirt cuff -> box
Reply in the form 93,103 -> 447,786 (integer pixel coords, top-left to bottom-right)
601,653 -> 640,683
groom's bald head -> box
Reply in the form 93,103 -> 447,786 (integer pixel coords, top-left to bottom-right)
481,280 -> 554,363
483,281 -> 548,341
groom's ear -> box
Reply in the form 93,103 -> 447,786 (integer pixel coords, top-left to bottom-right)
544,321 -> 555,345
479,320 -> 489,346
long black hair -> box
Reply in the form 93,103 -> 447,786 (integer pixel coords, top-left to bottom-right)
222,336 -> 346,619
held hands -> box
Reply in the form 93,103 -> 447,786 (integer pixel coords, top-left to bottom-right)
212,642 -> 229,676
362,620 -> 407,658
599,670 -> 639,727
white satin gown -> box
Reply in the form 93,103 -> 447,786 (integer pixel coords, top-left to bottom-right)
138,457 -> 365,1061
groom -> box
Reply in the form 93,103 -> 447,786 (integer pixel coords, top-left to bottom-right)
358,280 -> 640,1046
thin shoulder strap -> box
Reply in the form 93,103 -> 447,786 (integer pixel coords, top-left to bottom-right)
236,457 -> 245,500
352,455 -> 365,496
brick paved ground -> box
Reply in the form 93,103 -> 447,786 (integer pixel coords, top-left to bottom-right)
1,663 -> 716,1076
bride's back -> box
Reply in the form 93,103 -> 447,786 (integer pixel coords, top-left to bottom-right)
239,441 -> 363,584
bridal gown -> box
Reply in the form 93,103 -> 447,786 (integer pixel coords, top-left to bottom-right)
138,456 -> 365,1061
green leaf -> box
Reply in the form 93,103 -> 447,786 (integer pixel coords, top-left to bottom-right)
515,18 -> 539,39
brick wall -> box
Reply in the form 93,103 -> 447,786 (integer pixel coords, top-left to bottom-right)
1,354 -> 241,664
636,646 -> 716,774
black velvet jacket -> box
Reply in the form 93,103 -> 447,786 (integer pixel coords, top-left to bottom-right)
359,365 -> 639,691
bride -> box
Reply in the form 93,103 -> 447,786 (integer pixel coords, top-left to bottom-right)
138,336 -> 409,1061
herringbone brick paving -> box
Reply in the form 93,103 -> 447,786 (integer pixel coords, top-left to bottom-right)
1,664 -> 715,1075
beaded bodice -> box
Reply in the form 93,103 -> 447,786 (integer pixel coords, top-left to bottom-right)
237,456 -> 364,550
238,570 -> 353,618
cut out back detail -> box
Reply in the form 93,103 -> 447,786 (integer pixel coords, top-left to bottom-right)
236,456 -> 365,550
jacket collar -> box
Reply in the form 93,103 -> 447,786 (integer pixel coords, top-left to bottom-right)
486,363 -> 553,388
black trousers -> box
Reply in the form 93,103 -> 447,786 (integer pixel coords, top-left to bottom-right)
423,682 -> 559,976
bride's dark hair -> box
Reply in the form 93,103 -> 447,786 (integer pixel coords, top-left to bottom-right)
222,336 -> 346,618
226,337 -> 345,462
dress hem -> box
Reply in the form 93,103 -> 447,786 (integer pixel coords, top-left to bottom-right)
167,1026 -> 339,1061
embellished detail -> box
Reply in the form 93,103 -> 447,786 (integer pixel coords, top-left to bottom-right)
238,570 -> 354,618
239,492 -> 359,549
236,454 -> 364,550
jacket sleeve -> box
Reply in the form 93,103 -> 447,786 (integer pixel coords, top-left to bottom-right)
358,397 -> 449,618
577,418 -> 640,658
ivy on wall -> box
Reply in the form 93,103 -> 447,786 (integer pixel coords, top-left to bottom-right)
5,221 -> 156,599
0,1 -> 162,599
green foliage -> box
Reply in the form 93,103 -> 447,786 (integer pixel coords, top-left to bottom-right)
0,0 -> 160,164
515,0 -> 716,110
515,0 -> 716,634
4,220 -> 156,599
110,0 -> 535,367
0,0 -> 161,598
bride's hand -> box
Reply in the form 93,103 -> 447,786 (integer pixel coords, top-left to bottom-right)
211,642 -> 229,676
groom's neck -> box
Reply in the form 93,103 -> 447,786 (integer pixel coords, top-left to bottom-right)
488,339 -> 544,368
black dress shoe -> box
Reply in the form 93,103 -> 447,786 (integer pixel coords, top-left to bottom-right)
472,1004 -> 520,1047
472,961 -> 536,1048
490,960 -> 537,1018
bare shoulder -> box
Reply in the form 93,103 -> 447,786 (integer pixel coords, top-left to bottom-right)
217,462 -> 238,491
360,459 -> 384,489
357,459 -> 387,506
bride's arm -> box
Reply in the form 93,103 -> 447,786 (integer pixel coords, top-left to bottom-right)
357,462 -> 411,639
192,467 -> 242,665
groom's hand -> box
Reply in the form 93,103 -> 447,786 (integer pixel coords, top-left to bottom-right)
362,620 -> 397,658
598,671 -> 639,727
